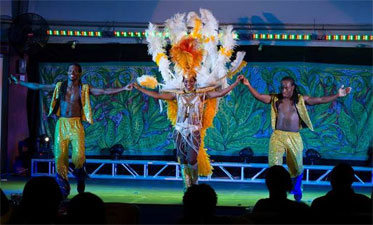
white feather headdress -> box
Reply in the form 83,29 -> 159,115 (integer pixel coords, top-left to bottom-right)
144,9 -> 245,92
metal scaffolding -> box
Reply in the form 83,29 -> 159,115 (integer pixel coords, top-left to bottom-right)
31,158 -> 373,187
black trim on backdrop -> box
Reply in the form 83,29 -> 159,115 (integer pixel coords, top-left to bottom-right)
28,43 -> 373,65
1,54 -> 9,176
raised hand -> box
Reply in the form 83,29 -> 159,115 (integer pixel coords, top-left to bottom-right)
10,74 -> 20,84
338,85 -> 352,97
127,83 -> 138,90
123,83 -> 133,91
236,75 -> 244,82
242,77 -> 250,86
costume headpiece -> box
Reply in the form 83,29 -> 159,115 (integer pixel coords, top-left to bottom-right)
138,8 -> 246,91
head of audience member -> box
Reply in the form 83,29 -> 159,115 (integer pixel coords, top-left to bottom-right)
67,192 -> 106,224
265,165 -> 292,198
1,188 -> 10,215
330,163 -> 355,192
183,184 -> 217,219
18,176 -> 63,223
1,188 -> 11,223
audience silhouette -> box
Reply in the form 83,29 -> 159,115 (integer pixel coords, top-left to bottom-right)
9,176 -> 63,224
311,163 -> 372,224
179,183 -> 232,224
250,165 -> 310,224
67,192 -> 107,224
2,163 -> 372,224
1,188 -> 11,224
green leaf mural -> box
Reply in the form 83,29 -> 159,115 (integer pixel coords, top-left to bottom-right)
39,62 -> 372,161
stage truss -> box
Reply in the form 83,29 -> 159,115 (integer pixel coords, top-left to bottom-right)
31,158 -> 373,187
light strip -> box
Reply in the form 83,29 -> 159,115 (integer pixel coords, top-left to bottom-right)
46,29 -> 372,42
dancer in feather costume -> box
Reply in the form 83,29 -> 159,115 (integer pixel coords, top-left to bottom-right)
130,9 -> 246,190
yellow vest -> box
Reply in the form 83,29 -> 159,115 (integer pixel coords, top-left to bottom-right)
48,82 -> 93,124
270,94 -> 313,131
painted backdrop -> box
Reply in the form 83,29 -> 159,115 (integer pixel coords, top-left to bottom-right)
39,62 -> 372,160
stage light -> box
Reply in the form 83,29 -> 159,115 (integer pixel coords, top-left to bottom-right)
239,147 -> 254,163
233,32 -> 239,39
258,44 -> 263,52
71,40 -> 77,49
305,149 -> 321,165
109,144 -> 125,160
252,34 -> 259,39
36,134 -> 52,158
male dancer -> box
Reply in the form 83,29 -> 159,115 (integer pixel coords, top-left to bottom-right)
242,76 -> 351,201
129,74 -> 244,190
12,63 -> 130,198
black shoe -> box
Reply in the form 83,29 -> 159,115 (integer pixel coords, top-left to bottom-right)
294,192 -> 302,202
73,167 -> 89,194
77,178 -> 85,194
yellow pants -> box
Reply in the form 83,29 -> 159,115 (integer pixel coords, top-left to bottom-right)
269,130 -> 303,177
54,117 -> 85,180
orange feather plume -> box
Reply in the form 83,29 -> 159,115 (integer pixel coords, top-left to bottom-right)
170,37 -> 204,79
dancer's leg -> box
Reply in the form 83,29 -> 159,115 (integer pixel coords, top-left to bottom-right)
70,118 -> 87,194
54,118 -> 71,199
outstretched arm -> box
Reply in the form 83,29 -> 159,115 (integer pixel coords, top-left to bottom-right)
90,84 -> 132,96
11,75 -> 55,91
206,75 -> 244,99
131,83 -> 175,100
242,77 -> 271,104
304,85 -> 351,105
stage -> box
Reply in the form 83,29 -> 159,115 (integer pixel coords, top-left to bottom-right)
1,175 -> 372,207
2,166 -> 372,224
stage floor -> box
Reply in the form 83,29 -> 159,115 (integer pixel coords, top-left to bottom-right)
1,177 -> 372,207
